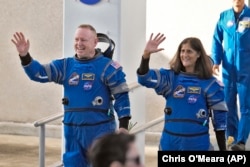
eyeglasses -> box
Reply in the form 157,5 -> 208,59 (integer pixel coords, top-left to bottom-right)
126,155 -> 141,165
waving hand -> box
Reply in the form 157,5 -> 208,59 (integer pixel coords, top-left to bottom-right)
143,33 -> 166,59
11,32 -> 30,57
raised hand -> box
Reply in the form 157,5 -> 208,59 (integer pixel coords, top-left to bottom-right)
212,65 -> 220,76
11,32 -> 30,57
143,33 -> 166,59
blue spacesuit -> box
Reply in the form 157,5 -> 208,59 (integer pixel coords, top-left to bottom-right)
22,50 -> 131,166
211,5 -> 250,145
137,69 -> 227,150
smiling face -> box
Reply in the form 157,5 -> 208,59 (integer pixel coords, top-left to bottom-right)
180,43 -> 200,73
170,37 -> 212,78
74,27 -> 98,59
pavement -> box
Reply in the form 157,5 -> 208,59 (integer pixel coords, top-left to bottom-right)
0,133 -> 249,167
0,134 -> 61,167
0,134 -> 158,167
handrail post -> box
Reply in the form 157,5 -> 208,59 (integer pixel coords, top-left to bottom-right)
39,125 -> 45,167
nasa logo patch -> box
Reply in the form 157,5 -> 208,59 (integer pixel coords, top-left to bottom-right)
80,0 -> 101,5
83,81 -> 93,91
187,95 -> 198,104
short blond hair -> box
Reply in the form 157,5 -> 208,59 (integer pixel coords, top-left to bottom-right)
78,24 -> 97,36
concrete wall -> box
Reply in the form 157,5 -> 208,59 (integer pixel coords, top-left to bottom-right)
0,0 -> 63,135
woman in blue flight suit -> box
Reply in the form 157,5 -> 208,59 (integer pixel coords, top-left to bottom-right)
137,33 -> 228,150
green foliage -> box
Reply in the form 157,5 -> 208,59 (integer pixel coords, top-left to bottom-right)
128,121 -> 137,131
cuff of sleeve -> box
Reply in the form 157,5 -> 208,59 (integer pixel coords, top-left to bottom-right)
215,130 -> 226,151
19,53 -> 32,66
137,56 -> 150,75
119,117 -> 131,130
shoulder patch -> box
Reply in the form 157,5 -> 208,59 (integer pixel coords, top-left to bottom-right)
216,79 -> 224,87
187,87 -> 201,94
68,72 -> 80,85
111,61 -> 121,69
82,73 -> 95,80
173,85 -> 186,98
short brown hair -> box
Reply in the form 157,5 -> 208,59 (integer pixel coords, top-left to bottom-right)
88,133 -> 136,167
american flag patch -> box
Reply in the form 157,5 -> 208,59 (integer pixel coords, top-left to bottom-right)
111,61 -> 121,69
216,79 -> 224,86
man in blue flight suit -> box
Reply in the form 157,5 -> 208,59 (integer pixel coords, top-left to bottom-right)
211,0 -> 250,151
11,24 -> 131,166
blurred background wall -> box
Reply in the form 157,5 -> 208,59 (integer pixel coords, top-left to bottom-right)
0,0 -> 63,129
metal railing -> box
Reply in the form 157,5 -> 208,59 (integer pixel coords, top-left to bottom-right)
34,112 -> 63,167
33,82 -> 164,167
130,116 -> 164,134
